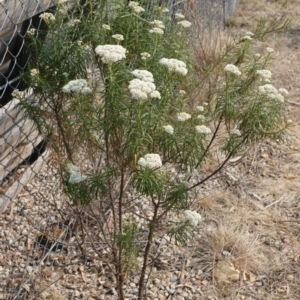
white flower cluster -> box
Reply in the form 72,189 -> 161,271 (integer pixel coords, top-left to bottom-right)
102,24 -> 111,30
66,163 -> 87,184
141,52 -> 151,60
230,128 -> 241,136
196,105 -> 204,112
256,69 -> 272,81
177,112 -> 191,122
149,27 -> 164,35
159,58 -> 188,76
128,80 -> 160,100
138,153 -> 162,169
161,7 -> 169,13
131,69 -> 154,82
175,13 -> 185,19
184,210 -> 202,227
27,28 -> 36,36
195,125 -> 211,135
112,34 -> 124,42
245,31 -> 254,36
224,64 -> 241,76
39,12 -> 55,21
129,70 -> 160,100
30,69 -> 39,77
197,115 -> 206,122
179,90 -> 186,95
95,44 -> 126,64
163,125 -> 174,134
151,20 -> 165,29
258,84 -> 285,102
62,79 -> 92,94
11,89 -> 23,98
177,20 -> 192,28
128,1 -> 145,13
266,47 -> 274,53
278,88 -> 289,96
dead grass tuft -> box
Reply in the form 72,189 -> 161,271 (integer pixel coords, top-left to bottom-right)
197,216 -> 268,278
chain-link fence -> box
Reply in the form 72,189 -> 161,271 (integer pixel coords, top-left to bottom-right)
0,1 -> 240,299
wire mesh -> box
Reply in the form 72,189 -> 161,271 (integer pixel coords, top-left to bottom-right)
0,0 -> 240,299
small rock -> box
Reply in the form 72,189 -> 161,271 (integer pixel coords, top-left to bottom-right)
168,289 -> 176,294
282,237 -> 290,244
213,261 -> 240,283
287,274 -> 294,281
103,282 -> 112,289
132,288 -> 139,294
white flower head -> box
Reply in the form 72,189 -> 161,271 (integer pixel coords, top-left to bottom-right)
256,69 -> 272,81
177,20 -> 192,28
27,28 -> 36,36
11,89 -> 22,98
161,7 -> 169,13
66,163 -> 87,183
69,172 -> 87,184
141,52 -> 151,59
112,34 -> 124,42
128,78 -> 158,100
149,27 -> 164,35
266,47 -> 274,53
197,115 -> 206,122
150,90 -> 161,99
95,44 -> 126,64
287,119 -> 293,124
151,20 -> 165,29
128,1 -> 139,6
30,69 -> 39,77
195,125 -> 211,135
39,12 -> 55,21
81,86 -> 93,94
138,153 -> 162,169
163,125 -> 174,135
131,69 -> 154,82
159,58 -> 188,76
254,53 -> 261,58
224,64 -> 241,76
258,84 -> 284,102
102,24 -> 111,30
62,79 -> 91,94
179,90 -> 186,95
230,128 -> 241,136
184,210 -> 202,227
129,2 -> 145,13
245,31 -> 254,36
278,88 -> 289,96
196,105 -> 204,112
177,112 -> 191,122
175,13 -> 185,19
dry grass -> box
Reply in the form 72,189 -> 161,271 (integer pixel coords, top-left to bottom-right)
189,0 -> 300,292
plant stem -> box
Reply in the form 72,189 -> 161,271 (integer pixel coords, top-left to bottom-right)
117,170 -> 125,300
137,203 -> 159,300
